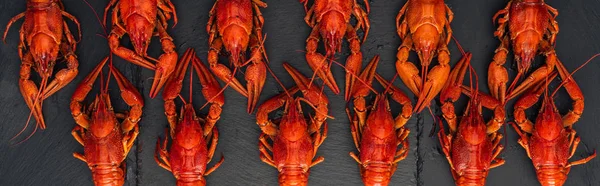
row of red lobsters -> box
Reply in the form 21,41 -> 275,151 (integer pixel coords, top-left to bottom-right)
2,0 -> 596,185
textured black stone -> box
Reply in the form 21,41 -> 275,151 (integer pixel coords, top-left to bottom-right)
1,0 -> 599,186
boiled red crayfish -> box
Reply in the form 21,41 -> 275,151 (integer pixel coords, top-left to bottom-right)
510,58 -> 596,186
301,0 -> 370,98
346,55 -> 412,186
438,53 -> 506,185
70,57 -> 143,186
104,0 -> 179,98
207,0 -> 268,113
255,63 -> 330,185
155,49 -> 224,186
489,0 -> 560,102
3,0 -> 81,131
395,0 -> 453,113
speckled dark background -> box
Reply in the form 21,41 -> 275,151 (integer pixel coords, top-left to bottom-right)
1,0 -> 600,185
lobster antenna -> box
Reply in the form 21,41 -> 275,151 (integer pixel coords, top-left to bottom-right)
326,55 -> 377,94
189,58 -> 193,104
452,36 -> 466,56
550,53 -> 600,98
383,74 -> 399,95
82,0 -> 108,39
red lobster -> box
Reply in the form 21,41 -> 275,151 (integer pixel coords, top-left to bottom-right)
3,0 -> 81,130
255,63 -> 330,185
104,0 -> 179,98
510,58 -> 596,186
489,0 -> 560,102
438,53 -> 506,185
346,55 -> 412,186
395,0 -> 453,112
301,0 -> 370,98
207,0 -> 268,113
70,57 -> 143,186
155,49 -> 224,186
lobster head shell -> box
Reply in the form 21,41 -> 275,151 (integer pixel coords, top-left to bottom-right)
221,25 -> 250,67
318,12 -> 346,57
173,104 -> 204,149
30,33 -> 61,79
457,98 -> 487,145
126,14 -> 154,56
90,94 -> 119,138
534,98 -> 564,141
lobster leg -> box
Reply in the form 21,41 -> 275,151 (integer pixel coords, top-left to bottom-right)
155,129 -> 172,171
204,156 -> 224,176
157,0 -> 178,26
192,53 -> 224,135
19,53 -> 45,129
305,25 -> 340,94
206,127 -> 220,163
346,109 -> 361,150
2,12 -> 25,43
258,133 -> 277,168
312,122 -> 328,156
555,59 -> 584,127
122,125 -> 139,160
509,122 -> 532,158
206,1 -> 218,44
567,149 -> 596,168
492,2 -> 510,39
148,20 -> 178,98
310,156 -> 325,167
351,3 -> 370,42
393,131 -> 410,163
102,0 -> 119,25
207,37 -> 249,98
73,152 -> 87,163
43,28 -> 79,99
109,65 -> 144,133
71,125 -> 85,146
374,74 -> 413,129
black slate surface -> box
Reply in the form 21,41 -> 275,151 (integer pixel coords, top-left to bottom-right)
1,0 -> 600,185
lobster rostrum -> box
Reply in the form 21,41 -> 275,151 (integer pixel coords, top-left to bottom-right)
206,0 -> 268,113
104,0 -> 179,98
346,55 -> 413,186
301,0 -> 370,99
509,58 -> 596,186
395,0 -> 454,113
438,53 -> 506,186
3,0 -> 81,131
489,0 -> 560,102
256,63 -> 330,186
70,57 -> 143,186
155,49 -> 225,186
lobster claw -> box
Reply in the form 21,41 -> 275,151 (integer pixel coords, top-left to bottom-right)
149,51 -> 178,98
283,63 -> 330,132
305,52 -> 340,94
440,53 -> 471,103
